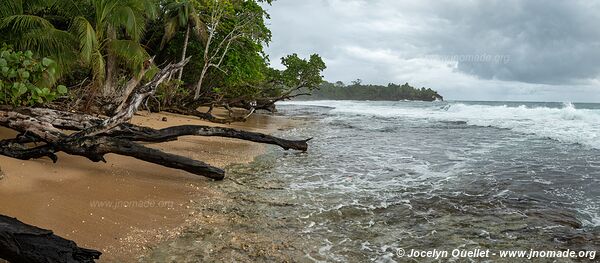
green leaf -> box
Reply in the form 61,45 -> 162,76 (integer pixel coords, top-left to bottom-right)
42,57 -> 53,67
8,69 -> 17,78
17,84 -> 27,95
57,85 -> 67,94
0,58 -> 6,67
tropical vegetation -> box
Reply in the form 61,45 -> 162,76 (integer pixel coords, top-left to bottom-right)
0,0 -> 325,118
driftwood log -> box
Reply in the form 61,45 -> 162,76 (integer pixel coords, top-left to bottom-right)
0,215 -> 101,263
0,58 -> 310,180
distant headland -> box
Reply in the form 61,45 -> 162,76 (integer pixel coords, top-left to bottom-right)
300,80 -> 443,101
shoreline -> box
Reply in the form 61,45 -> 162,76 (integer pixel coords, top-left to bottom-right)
0,111 -> 295,262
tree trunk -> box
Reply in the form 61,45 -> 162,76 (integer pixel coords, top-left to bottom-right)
114,59 -> 153,114
103,28 -> 118,97
178,25 -> 190,81
194,65 -> 209,100
103,53 -> 116,97
0,215 -> 101,263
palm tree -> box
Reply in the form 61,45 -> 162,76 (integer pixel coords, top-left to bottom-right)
0,0 -> 158,97
160,0 -> 206,81
72,0 -> 158,96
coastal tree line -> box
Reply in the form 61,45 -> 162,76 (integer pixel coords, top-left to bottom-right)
305,80 -> 444,101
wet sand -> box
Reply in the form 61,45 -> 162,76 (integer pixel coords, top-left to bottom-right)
0,111 -> 292,262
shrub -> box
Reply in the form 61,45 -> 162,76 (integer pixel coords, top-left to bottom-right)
0,45 -> 67,106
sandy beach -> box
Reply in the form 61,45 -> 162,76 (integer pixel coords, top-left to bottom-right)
0,111 -> 293,262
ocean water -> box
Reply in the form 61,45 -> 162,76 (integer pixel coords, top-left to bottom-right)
146,100 -> 600,262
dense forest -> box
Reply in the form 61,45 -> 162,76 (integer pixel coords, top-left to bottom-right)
0,0 -> 326,116
303,80 -> 444,101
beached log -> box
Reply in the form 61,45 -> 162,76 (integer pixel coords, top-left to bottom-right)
0,139 -> 58,162
165,107 -> 251,124
110,124 -> 311,151
0,135 -> 225,180
57,136 -> 225,180
0,215 -> 101,263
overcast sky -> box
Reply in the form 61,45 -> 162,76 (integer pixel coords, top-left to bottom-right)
261,0 -> 600,102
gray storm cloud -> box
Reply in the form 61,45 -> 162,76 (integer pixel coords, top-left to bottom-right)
262,0 -> 600,101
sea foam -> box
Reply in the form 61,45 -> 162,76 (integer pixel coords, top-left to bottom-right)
279,100 -> 600,149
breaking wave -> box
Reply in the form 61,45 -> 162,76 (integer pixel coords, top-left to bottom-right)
279,100 -> 600,149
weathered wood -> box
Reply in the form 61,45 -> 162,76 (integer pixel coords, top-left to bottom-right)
0,215 -> 101,263
165,107 -> 250,124
111,124 -> 310,151
58,136 -> 225,180
0,139 -> 58,162
0,136 -> 225,180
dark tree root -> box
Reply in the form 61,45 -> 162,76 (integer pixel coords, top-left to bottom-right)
0,215 -> 101,263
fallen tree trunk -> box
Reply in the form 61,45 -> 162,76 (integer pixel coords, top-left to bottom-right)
165,107 -> 250,124
0,215 -> 101,263
111,124 -> 311,151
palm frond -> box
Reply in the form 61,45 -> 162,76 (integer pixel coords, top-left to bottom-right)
0,0 -> 22,18
178,4 -> 189,27
23,0 -> 54,13
70,16 -> 98,64
0,15 -> 53,32
160,17 -> 178,49
20,27 -> 76,59
160,0 -> 207,46
49,0 -> 92,18
91,49 -> 106,84
108,5 -> 145,41
93,0 -> 118,30
108,39 -> 150,76
141,0 -> 158,20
